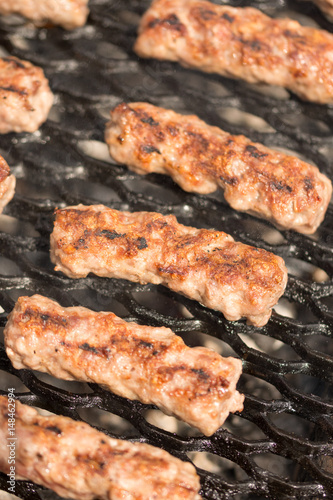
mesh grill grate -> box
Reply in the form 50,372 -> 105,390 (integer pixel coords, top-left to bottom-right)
0,0 -> 333,498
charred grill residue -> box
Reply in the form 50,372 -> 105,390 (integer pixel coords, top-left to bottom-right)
0,85 -> 28,96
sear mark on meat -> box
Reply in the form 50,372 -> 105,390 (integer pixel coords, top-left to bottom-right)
105,102 -> 332,234
134,0 -> 333,104
50,204 -> 288,327
0,56 -> 53,133
0,396 -> 201,499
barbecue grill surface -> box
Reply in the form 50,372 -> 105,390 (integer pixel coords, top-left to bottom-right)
0,1 -> 333,499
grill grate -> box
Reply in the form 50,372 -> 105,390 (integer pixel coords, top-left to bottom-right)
0,0 -> 333,498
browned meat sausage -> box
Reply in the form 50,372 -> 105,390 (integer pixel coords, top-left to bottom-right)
0,0 -> 89,30
50,204 -> 288,327
0,56 -> 53,133
0,154 -> 15,213
0,396 -> 201,499
134,0 -> 333,104
105,102 -> 332,234
313,0 -> 333,20
4,294 -> 244,435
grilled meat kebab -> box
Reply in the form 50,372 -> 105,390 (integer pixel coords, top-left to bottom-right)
0,0 -> 89,30
0,155 -> 15,213
106,102 -> 332,234
0,56 -> 53,133
134,0 -> 333,104
50,204 -> 288,327
5,294 -> 244,436
0,396 -> 201,500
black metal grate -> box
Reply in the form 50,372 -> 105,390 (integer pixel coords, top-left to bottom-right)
0,0 -> 333,498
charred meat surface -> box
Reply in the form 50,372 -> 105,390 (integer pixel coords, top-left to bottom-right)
4,294 -> 244,435
50,204 -> 288,327
134,0 -> 333,103
0,396 -> 201,499
0,56 -> 53,133
0,0 -> 89,30
0,154 -> 15,213
106,102 -> 332,234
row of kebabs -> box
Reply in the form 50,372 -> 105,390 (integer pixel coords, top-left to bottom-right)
1,0 -> 333,229
0,0 -> 332,235
1,197 -> 288,441
0,1 -> 333,499
0,206 -> 316,497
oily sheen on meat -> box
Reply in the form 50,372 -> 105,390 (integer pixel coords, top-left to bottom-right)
50,204 -> 288,327
0,57 -> 53,133
106,102 -> 332,234
0,0 -> 89,29
135,0 -> 333,104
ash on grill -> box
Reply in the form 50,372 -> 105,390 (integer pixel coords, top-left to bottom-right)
0,0 -> 333,499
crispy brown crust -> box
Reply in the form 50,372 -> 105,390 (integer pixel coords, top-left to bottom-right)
0,154 -> 15,213
0,56 -> 53,133
0,396 -> 201,500
50,204 -> 288,326
0,57 -> 44,109
134,0 -> 333,103
106,102 -> 332,235
4,294 -> 244,435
